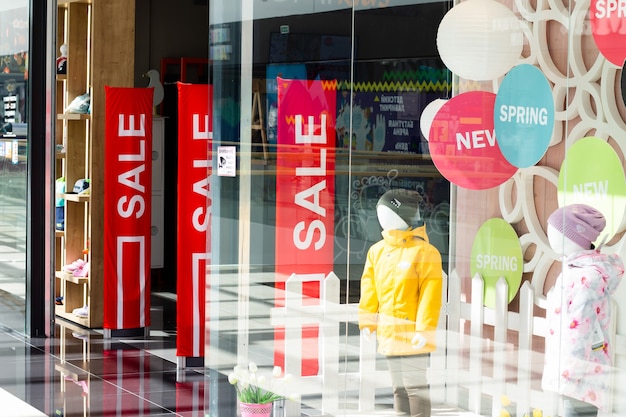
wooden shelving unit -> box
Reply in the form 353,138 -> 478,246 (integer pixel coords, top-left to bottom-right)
57,113 -> 90,121
55,0 -> 135,329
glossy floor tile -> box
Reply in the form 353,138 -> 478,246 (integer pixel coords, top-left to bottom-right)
0,318 -> 481,417
0,321 -> 208,417
0,280 -> 549,417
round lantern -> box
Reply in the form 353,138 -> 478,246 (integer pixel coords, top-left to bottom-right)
420,99 -> 447,141
437,0 -> 523,81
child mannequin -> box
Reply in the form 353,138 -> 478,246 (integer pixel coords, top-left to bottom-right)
542,204 -> 624,417
358,189 -> 443,417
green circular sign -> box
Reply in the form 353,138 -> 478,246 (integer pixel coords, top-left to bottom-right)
470,218 -> 523,308
558,137 -> 626,243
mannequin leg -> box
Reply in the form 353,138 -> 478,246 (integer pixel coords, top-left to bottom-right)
562,397 -> 598,417
386,355 -> 431,417
387,356 -> 410,415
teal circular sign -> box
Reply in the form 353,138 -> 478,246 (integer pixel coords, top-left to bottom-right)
494,64 -> 554,168
470,218 -> 524,308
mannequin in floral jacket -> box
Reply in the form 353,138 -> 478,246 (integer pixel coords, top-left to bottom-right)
542,204 -> 624,417
358,189 -> 443,417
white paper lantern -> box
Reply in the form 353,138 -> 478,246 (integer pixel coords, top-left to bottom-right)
437,0 -> 523,81
420,99 -> 447,141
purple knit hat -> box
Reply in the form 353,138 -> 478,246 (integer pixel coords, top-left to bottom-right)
547,204 -> 605,249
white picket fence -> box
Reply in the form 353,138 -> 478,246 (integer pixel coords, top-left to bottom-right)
270,272 -> 390,416
270,269 -> 624,416
435,269 -> 625,417
433,269 -> 559,417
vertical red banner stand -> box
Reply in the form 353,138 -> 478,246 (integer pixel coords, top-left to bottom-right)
275,78 -> 336,376
104,87 -> 153,334
176,83 -> 212,365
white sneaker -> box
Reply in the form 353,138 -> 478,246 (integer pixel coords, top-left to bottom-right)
72,305 -> 88,318
72,331 -> 88,341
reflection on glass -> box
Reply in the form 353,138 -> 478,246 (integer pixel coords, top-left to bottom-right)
0,2 -> 28,333
208,1 -> 451,415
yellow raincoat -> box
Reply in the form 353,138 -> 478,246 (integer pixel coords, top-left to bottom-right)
358,225 -> 443,356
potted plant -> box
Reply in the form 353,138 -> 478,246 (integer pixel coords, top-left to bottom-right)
228,362 -> 299,417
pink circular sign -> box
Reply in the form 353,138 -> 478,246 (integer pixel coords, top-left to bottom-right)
429,91 -> 517,190
590,0 -> 626,66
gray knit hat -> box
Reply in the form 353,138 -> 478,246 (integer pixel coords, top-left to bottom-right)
376,189 -> 422,227
547,204 -> 605,249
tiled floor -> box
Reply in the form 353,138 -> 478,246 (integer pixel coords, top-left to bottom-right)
0,321 -> 210,417
0,318 -> 482,417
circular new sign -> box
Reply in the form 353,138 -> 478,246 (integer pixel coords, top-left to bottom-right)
429,91 -> 517,190
558,137 -> 626,241
494,64 -> 554,168
590,0 -> 626,66
470,218 -> 524,309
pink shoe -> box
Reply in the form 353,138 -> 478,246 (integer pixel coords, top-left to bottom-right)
77,380 -> 89,396
63,259 -> 85,273
63,376 -> 89,396
73,261 -> 89,277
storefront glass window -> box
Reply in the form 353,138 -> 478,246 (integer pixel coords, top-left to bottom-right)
208,0 -> 626,415
0,0 -> 28,333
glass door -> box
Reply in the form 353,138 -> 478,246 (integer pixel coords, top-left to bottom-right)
0,0 -> 29,333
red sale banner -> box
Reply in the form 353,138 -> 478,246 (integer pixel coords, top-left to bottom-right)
275,78 -> 336,376
104,87 -> 153,330
177,83 -> 212,358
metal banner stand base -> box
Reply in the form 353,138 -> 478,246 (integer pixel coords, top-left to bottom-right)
176,356 -> 204,381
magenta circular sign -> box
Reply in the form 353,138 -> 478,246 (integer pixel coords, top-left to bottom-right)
590,0 -> 626,66
429,91 -> 517,190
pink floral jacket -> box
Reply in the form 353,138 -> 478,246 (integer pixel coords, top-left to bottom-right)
542,249 -> 624,409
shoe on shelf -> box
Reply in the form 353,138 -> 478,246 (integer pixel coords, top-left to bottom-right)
72,331 -> 88,341
72,305 -> 88,318
55,296 -> 64,305
72,261 -> 89,277
63,259 -> 85,273
63,376 -> 89,396
77,380 -> 89,396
